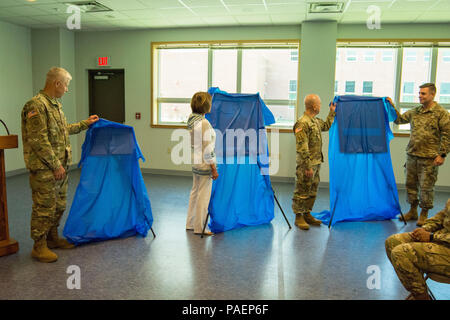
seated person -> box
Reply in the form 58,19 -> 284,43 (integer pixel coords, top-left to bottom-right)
385,198 -> 450,300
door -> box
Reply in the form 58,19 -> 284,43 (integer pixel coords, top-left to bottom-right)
88,69 -> 125,123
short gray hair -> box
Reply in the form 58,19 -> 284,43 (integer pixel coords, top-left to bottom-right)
46,67 -> 72,84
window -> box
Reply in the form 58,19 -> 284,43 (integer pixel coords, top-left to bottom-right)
440,83 -> 450,103
336,42 -> 450,135
212,49 -> 237,93
400,48 -> 432,103
382,50 -> 394,62
363,81 -> 373,95
364,50 -> 375,62
152,41 -> 300,127
289,80 -> 297,100
335,47 -> 396,98
402,82 -> 415,102
346,50 -> 357,62
424,50 -> 430,62
405,49 -> 417,62
443,51 -> 450,62
436,49 -> 450,104
290,50 -> 298,61
345,81 -> 355,93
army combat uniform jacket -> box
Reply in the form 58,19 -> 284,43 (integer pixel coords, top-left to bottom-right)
21,90 -> 89,171
394,103 -> 450,159
293,110 -> 336,170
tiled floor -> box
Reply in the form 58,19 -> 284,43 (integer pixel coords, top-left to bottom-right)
1,170 -> 449,300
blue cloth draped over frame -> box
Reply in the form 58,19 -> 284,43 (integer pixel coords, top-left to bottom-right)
205,87 -> 275,233
63,119 -> 153,244
313,95 -> 401,226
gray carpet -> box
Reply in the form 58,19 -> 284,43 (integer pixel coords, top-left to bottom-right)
1,170 -> 449,300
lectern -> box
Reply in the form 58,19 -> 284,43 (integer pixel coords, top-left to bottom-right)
0,135 -> 19,257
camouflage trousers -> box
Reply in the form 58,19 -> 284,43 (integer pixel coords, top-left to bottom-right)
405,155 -> 439,209
292,164 -> 320,214
29,168 -> 68,241
385,232 -> 450,295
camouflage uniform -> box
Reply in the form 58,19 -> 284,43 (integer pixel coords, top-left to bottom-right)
395,103 -> 450,209
292,110 -> 335,214
385,199 -> 450,296
21,90 -> 89,241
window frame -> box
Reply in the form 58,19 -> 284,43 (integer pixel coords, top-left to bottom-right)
336,39 -> 450,136
151,39 -> 301,132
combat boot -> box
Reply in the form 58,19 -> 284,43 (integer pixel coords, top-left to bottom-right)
399,205 -> 418,222
303,212 -> 322,226
47,227 -> 75,249
31,238 -> 58,263
416,209 -> 429,227
295,214 -> 310,230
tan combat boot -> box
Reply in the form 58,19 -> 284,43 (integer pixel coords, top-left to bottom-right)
295,214 -> 310,230
399,204 -> 418,222
31,238 -> 58,263
47,227 -> 75,249
416,209 -> 429,227
303,212 -> 322,226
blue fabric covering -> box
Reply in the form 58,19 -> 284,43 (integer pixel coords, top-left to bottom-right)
206,88 -> 275,233
336,95 -> 388,153
63,119 -> 153,244
313,96 -> 401,226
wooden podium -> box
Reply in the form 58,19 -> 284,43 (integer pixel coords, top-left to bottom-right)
0,135 -> 19,257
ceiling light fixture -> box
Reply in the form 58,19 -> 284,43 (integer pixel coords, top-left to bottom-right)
308,2 -> 344,13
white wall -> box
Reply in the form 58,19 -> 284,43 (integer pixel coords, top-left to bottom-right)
0,21 -> 33,172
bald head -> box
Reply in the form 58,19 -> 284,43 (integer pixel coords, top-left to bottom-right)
304,94 -> 321,114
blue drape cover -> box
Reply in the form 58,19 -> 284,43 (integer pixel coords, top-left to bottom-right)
63,119 -> 153,244
313,96 -> 401,225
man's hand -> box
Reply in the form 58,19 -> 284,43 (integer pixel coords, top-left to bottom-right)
211,168 -> 219,180
305,168 -> 313,178
386,97 -> 395,107
86,115 -> 99,126
53,165 -> 66,181
411,228 -> 431,242
433,155 -> 445,166
329,102 -> 336,113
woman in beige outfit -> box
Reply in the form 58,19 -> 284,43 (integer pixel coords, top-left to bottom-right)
186,92 -> 219,236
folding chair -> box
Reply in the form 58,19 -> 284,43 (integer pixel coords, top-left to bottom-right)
424,273 -> 450,300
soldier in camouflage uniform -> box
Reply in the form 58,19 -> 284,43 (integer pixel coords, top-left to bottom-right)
385,198 -> 450,300
21,67 -> 99,263
292,94 -> 336,230
390,83 -> 450,226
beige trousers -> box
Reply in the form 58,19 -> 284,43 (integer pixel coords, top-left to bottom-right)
186,173 -> 212,233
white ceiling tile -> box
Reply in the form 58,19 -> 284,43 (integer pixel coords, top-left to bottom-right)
267,3 -> 306,14
121,9 -> 164,19
0,0 -> 25,7
137,0 -> 182,9
270,13 -> 305,23
159,6 -> 197,16
202,15 -> 237,24
190,6 -> 231,15
224,0 -> 264,4
183,0 -> 224,6
227,4 -> 268,15
234,14 -> 272,24
0,5 -> 47,16
92,0 -> 148,10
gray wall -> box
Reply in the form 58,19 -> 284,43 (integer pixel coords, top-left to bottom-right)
0,21 -> 33,172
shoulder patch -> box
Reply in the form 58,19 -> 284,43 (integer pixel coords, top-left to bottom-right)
27,110 -> 38,119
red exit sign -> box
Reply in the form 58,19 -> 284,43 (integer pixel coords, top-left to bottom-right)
97,56 -> 110,67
